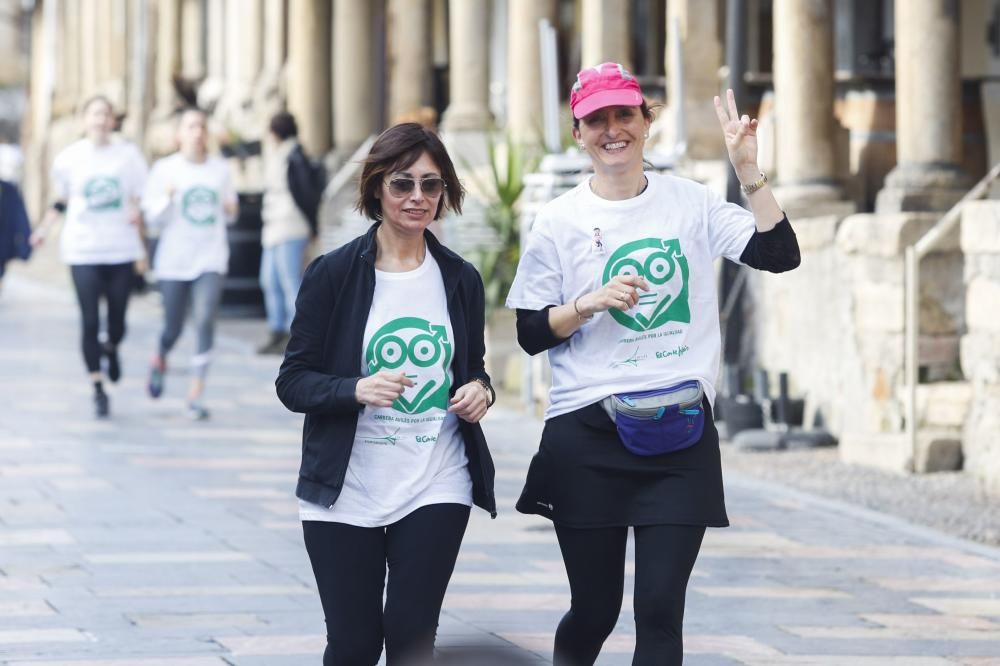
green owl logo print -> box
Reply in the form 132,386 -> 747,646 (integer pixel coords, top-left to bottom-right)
602,238 -> 690,332
366,317 -> 453,414
181,187 -> 219,226
83,177 -> 123,211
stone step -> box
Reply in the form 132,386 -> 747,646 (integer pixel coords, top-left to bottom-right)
840,428 -> 963,474
914,380 -> 972,429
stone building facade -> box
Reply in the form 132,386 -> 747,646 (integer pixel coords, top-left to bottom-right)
10,0 -> 1000,488
747,0 -> 1000,493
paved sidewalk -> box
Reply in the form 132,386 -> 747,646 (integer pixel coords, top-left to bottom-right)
1,270 -> 999,665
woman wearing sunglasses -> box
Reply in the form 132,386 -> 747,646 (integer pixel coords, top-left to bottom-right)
276,122 -> 496,666
506,63 -> 800,665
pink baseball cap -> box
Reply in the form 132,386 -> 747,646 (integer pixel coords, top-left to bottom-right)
570,62 -> 645,119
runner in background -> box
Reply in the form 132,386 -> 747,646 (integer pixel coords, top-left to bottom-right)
30,95 -> 148,418
142,107 -> 237,420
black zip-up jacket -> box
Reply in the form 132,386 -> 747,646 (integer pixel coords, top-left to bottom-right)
275,223 -> 497,517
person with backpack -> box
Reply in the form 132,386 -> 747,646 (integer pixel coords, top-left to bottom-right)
257,111 -> 325,355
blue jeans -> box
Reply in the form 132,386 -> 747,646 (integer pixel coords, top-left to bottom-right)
260,238 -> 308,333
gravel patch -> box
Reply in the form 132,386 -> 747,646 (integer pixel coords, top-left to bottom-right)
721,444 -> 1000,547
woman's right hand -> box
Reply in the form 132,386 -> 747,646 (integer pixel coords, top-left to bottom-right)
576,275 -> 650,316
355,371 -> 416,408
30,209 -> 61,247
29,229 -> 46,248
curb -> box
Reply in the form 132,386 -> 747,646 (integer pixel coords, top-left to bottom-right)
727,471 -> 1000,562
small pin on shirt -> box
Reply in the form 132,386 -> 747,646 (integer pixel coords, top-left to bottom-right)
592,227 -> 605,254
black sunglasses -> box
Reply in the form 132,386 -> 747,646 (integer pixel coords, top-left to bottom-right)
386,177 -> 446,197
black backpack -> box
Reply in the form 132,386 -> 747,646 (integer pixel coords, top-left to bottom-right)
286,144 -> 327,238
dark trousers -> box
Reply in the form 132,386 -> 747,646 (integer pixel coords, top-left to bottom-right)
69,262 -> 134,374
553,523 -> 706,666
302,503 -> 471,666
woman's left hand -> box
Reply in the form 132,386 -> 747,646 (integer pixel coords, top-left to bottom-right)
127,203 -> 143,226
448,381 -> 489,424
714,88 -> 759,176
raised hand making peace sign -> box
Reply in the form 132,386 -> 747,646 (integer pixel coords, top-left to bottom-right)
713,88 -> 760,181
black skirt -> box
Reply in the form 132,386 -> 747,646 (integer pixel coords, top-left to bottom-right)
515,398 -> 729,528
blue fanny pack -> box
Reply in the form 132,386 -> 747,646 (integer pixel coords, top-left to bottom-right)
600,380 -> 705,456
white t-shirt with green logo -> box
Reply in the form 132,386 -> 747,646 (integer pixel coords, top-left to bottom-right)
142,153 -> 237,281
51,138 -> 148,265
299,253 -> 473,527
506,172 -> 755,419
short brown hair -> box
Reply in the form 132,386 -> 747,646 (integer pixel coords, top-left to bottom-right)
356,123 -> 464,221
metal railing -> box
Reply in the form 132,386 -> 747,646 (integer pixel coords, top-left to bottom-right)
904,161 -> 1000,464
321,135 -> 376,206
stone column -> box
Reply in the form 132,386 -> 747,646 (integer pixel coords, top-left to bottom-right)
180,0 -> 206,80
876,0 -> 965,212
507,0 -> 557,145
239,0 -> 264,92
581,0 -> 630,69
287,0 -> 332,155
387,0 -> 432,124
154,0 -> 180,114
224,0 -> 262,99
261,0 -> 286,79
94,0 -> 113,90
442,0 -> 493,131
0,0 -> 22,87
254,0 -> 287,121
333,0 -> 377,150
123,0 -> 155,144
25,2 -> 45,214
197,0 -> 225,108
432,0 -> 448,68
56,0 -> 81,112
80,0 -> 99,96
663,0 -> 723,160
107,0 -> 130,109
772,0 -> 841,200
206,0 -> 225,79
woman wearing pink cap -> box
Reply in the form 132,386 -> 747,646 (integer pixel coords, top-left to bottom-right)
506,62 -> 799,664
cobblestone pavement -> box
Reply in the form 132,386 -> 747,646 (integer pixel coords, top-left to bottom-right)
2,269 -> 1000,665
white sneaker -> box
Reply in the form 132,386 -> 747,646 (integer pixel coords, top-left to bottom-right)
186,401 -> 210,421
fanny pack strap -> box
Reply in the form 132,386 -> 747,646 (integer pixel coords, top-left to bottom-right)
601,381 -> 704,422
600,396 -> 617,422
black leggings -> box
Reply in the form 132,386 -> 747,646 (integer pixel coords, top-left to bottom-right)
302,503 -> 471,666
69,263 -> 134,374
553,523 -> 706,666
